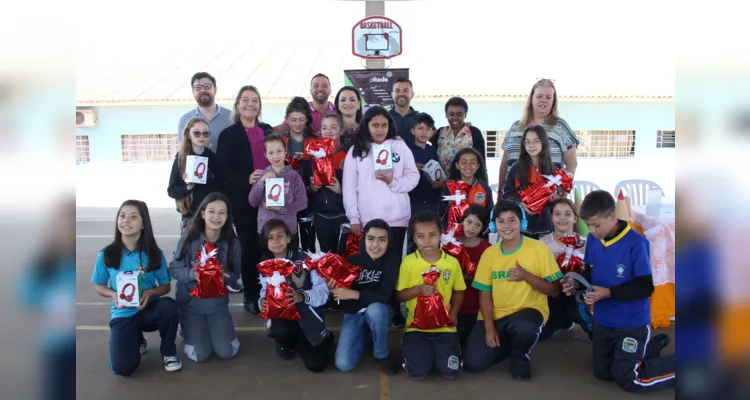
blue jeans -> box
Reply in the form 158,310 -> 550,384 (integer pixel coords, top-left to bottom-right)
334,302 -> 393,372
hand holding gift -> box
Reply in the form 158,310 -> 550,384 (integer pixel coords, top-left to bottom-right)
257,259 -> 301,320
555,232 -> 586,275
188,242 -> 228,299
442,180 -> 473,226
304,252 -> 362,289
341,224 -> 361,260
306,137 -> 338,186
409,265 -> 455,330
517,168 -> 574,215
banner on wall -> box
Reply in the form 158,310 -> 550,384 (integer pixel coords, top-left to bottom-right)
343,68 -> 409,113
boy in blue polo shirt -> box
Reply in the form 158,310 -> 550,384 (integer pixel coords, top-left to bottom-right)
564,190 -> 674,392
91,200 -> 181,375
407,113 -> 442,253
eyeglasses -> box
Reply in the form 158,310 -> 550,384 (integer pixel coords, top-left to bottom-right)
193,83 -> 214,91
191,130 -> 211,138
523,139 -> 542,146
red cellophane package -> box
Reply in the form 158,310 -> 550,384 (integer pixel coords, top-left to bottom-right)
442,180 -> 473,226
306,137 -> 339,187
256,259 -> 301,320
555,232 -> 586,275
409,265 -> 455,330
189,242 -> 227,299
304,252 -> 362,288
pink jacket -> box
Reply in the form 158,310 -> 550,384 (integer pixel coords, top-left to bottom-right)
342,139 -> 420,228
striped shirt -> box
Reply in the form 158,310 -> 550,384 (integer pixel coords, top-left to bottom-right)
501,119 -> 579,175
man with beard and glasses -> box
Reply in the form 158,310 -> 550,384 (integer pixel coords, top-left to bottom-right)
177,72 -> 233,152
274,73 -> 336,136
388,78 -> 419,145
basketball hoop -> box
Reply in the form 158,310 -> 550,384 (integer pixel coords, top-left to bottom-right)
352,16 -> 402,61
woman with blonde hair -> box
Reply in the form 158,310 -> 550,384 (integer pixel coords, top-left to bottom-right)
167,116 -> 224,237
498,79 -> 579,191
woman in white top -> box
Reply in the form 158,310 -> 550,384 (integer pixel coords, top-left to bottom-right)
539,198 -> 593,342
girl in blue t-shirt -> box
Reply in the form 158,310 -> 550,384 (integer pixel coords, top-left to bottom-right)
90,199 -> 181,375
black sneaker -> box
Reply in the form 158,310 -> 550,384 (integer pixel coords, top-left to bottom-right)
276,342 -> 294,360
139,338 -> 147,355
163,355 -> 183,372
644,333 -> 671,360
391,313 -> 406,329
377,357 -> 397,375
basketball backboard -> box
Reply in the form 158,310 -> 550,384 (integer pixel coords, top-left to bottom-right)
352,16 -> 402,59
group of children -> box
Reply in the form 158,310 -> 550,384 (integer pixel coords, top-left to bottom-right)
94,102 -> 674,393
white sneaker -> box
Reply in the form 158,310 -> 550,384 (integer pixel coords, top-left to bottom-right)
140,338 -> 147,355
163,356 -> 182,372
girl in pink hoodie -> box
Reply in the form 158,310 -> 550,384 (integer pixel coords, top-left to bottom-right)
342,106 -> 420,257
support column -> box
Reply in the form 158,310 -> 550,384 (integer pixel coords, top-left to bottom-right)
365,1 -> 385,69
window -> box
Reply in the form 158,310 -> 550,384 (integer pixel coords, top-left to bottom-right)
656,130 -> 675,148
484,130 -> 508,158
121,134 -> 178,162
574,130 -> 635,158
76,135 -> 91,164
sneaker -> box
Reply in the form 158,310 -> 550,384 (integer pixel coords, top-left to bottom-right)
376,356 -> 397,375
140,338 -> 147,355
227,282 -> 244,293
177,324 -> 184,340
565,322 -> 576,331
163,356 -> 182,372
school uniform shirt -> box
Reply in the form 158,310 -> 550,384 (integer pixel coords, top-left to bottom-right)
440,178 -> 494,226
584,224 -> 652,328
458,240 -> 492,315
396,250 -> 466,334
90,248 -> 171,320
407,142 -> 442,208
471,237 -> 562,324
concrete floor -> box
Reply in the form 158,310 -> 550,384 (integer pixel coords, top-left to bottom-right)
76,207 -> 675,400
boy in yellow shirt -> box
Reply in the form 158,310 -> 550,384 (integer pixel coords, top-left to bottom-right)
464,200 -> 562,380
396,211 -> 466,380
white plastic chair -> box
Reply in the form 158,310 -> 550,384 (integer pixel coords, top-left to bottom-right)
568,180 -> 601,201
614,180 -> 664,206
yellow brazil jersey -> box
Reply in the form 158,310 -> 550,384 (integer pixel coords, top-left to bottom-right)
396,250 -> 467,333
471,236 -> 562,324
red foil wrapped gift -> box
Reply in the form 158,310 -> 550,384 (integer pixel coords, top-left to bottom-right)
517,168 -> 574,214
441,223 -> 476,276
306,138 -> 339,187
342,231 -> 360,260
442,180 -> 473,226
285,155 -> 302,171
189,242 -> 227,299
409,265 -> 455,330
304,252 -> 362,288
256,259 -> 301,320
555,233 -> 586,275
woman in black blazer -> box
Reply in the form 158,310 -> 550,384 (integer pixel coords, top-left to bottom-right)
216,85 -> 274,314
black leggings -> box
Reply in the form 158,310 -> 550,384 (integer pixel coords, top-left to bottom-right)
313,213 -> 348,253
232,207 -> 260,301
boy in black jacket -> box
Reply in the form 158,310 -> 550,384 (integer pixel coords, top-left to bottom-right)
329,219 -> 401,375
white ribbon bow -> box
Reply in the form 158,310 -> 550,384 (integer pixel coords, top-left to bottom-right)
199,245 -> 218,267
441,224 -> 462,248
266,271 -> 287,296
307,148 -> 327,159
442,190 -> 467,204
305,251 -> 327,263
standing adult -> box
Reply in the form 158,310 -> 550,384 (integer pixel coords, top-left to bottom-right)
429,97 -> 487,176
334,86 -> 363,149
177,72 -> 233,151
274,73 -> 336,135
216,85 -> 275,314
497,79 -> 579,190
388,78 -> 419,144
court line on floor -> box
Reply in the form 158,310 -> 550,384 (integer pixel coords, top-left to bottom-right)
379,370 -> 390,400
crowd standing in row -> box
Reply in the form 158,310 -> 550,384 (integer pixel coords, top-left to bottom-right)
90,72 -> 674,393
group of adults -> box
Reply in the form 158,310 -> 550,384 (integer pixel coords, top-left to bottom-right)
175,71 -> 580,313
